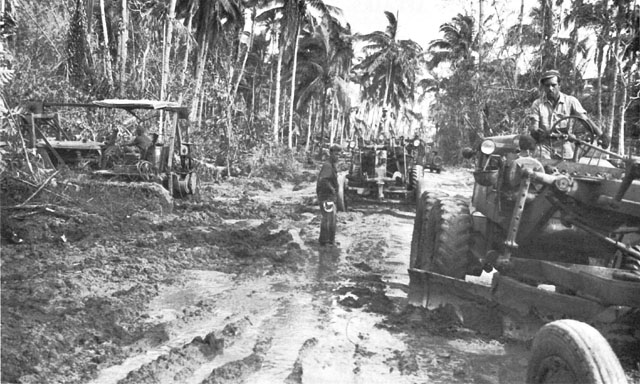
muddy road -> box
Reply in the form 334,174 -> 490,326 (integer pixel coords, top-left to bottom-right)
89,175 -> 530,384
1,166 -> 638,384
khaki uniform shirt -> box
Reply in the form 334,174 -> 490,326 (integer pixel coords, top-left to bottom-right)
528,92 -> 587,159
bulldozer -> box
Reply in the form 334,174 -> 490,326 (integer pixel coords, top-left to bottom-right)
409,116 -> 639,383
19,99 -> 198,198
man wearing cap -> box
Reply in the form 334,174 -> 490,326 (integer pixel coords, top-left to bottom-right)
316,145 -> 341,246
528,69 -> 609,159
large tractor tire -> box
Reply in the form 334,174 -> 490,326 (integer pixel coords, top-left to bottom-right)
409,192 -> 447,269
415,198 -> 472,279
410,165 -> 424,191
527,319 -> 627,384
336,173 -> 348,212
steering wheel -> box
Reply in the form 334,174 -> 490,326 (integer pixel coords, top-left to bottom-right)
550,116 -> 600,161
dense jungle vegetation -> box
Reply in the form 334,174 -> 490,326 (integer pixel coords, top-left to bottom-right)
0,0 -> 638,168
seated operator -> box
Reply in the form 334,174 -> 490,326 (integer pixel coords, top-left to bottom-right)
125,127 -> 154,161
527,69 -> 609,159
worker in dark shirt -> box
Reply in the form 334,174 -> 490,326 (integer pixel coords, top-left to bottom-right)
316,145 -> 341,246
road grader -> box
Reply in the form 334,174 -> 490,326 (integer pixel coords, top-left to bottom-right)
338,136 -> 431,208
409,116 -> 639,383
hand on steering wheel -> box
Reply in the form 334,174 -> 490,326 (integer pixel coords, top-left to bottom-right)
550,116 -> 597,145
530,128 -> 547,142
597,133 -> 610,149
549,116 -> 605,161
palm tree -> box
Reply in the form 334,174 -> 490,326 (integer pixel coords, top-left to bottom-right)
259,0 -> 339,147
175,0 -> 243,123
99,0 -> 114,88
295,14 -> 353,151
427,13 -> 476,70
353,11 -> 423,137
426,13 -> 480,157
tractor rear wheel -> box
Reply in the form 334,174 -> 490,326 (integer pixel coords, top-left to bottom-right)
415,198 -> 472,279
410,190 -> 446,268
527,319 -> 627,384
410,165 -> 424,190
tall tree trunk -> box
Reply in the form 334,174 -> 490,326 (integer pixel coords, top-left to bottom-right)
318,86 -> 328,155
273,30 -> 283,145
99,0 -> 113,88
329,95 -> 336,144
596,45 -> 605,124
267,64 -> 273,120
86,0 -> 95,39
180,5 -> 194,87
86,0 -> 95,70
338,112 -> 345,145
288,23 -> 301,149
514,0 -> 524,87
249,68 -> 256,135
595,0 -> 610,125
280,93 -> 288,142
607,27 -> 620,140
312,101 -> 321,154
139,41 -> 150,92
477,0 -> 484,134
617,71 -> 627,156
196,83 -> 205,129
159,0 -> 177,137
234,8 -> 255,98
478,0 -> 483,69
190,39 -> 209,124
305,101 -> 312,153
613,0 -> 630,155
117,0 -> 128,95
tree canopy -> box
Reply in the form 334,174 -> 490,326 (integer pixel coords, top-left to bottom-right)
1,0 -> 638,165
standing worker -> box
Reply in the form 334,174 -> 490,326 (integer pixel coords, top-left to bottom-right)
316,145 -> 341,246
528,69 -> 609,159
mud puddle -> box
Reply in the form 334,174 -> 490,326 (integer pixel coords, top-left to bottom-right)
88,270 -> 240,384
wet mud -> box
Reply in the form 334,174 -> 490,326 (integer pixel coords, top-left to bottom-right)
2,167 -> 639,383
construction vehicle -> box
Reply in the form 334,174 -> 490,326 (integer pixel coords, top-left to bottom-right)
409,116 -> 639,383
19,99 -> 198,197
339,135 -> 429,206
423,144 -> 443,174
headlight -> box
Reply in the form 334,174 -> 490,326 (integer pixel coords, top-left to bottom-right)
413,139 -> 421,147
480,140 -> 496,155
348,141 -> 356,149
378,134 -> 385,142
